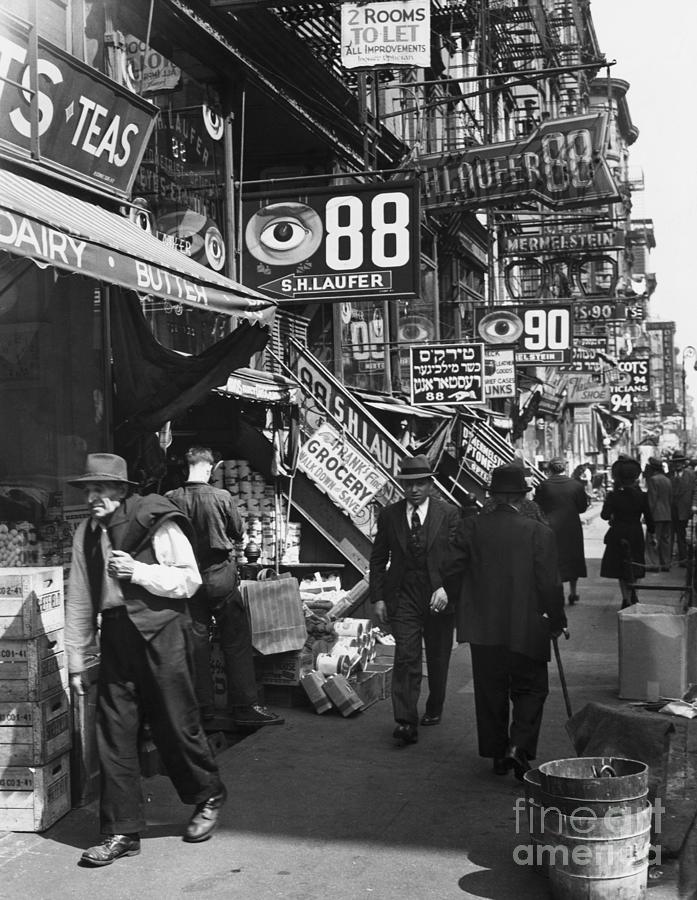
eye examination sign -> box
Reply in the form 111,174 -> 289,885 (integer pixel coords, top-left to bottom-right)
340,0 -> 430,69
410,343 -> 485,406
241,180 -> 420,301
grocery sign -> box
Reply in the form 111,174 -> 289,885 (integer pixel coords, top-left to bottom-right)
241,180 -> 420,301
420,113 -> 617,211
0,10 -> 157,197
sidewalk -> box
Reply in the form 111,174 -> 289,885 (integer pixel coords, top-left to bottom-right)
0,512 -> 688,899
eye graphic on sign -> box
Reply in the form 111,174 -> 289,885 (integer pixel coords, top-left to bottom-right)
202,104 -> 224,141
398,316 -> 435,342
477,310 -> 524,344
204,225 -> 226,271
245,202 -> 323,265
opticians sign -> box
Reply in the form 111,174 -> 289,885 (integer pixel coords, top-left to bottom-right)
241,180 -> 420,301
340,0 -> 430,69
0,10 -> 157,197
420,114 -> 618,211
473,303 -> 573,365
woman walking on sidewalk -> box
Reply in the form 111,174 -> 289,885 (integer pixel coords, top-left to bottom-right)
599,457 -> 654,608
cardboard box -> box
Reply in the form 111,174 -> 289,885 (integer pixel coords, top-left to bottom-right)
300,671 -> 333,714
254,650 -> 304,686
241,576 -> 307,655
0,568 -> 64,639
364,662 -> 393,700
0,629 -> 68,701
352,669 -> 383,710
618,605 -> 697,700
322,674 -> 364,716
0,752 -> 71,832
0,689 -> 71,766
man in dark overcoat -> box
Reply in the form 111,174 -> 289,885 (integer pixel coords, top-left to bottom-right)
534,457 -> 589,604
670,454 -> 697,566
440,463 -> 567,779
644,457 -> 672,571
369,454 -> 460,745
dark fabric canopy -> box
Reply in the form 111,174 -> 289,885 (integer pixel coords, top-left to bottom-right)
111,293 -> 269,447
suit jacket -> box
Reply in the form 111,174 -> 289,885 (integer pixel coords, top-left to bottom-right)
647,472 -> 672,522
671,468 -> 697,520
369,497 -> 460,613
444,506 -> 565,662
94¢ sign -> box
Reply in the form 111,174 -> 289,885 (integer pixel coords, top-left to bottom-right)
241,180 -> 420,301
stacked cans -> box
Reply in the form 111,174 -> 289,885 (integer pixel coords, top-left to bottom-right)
0,567 -> 71,832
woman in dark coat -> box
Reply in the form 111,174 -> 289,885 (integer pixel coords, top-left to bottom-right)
534,458 -> 589,605
600,458 -> 654,608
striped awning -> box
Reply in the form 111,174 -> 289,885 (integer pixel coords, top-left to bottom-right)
0,168 -> 276,325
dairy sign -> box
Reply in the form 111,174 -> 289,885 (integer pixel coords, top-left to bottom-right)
410,343 -> 485,406
340,0 -> 430,69
0,11 -> 157,197
419,114 -> 617,211
298,423 -> 387,518
241,180 -> 419,301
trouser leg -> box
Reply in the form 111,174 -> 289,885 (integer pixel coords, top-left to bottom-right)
217,588 -> 258,708
97,615 -> 145,835
423,613 -> 454,717
390,598 -> 427,726
508,651 -> 548,760
469,644 -> 510,758
675,519 -> 688,563
187,591 -> 214,713
140,615 -> 222,806
656,521 -> 672,568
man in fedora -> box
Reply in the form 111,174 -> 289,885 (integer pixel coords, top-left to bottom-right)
439,463 -> 566,779
65,453 -> 227,867
670,454 -> 697,566
369,454 -> 460,745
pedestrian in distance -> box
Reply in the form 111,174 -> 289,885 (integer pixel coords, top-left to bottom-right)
669,454 -> 697,568
600,457 -> 654,608
534,456 -> 589,605
65,454 -> 227,867
644,457 -> 672,572
369,454 -> 461,746
167,446 -> 283,729
439,463 -> 567,781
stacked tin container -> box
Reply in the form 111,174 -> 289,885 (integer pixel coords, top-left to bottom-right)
0,566 -> 71,831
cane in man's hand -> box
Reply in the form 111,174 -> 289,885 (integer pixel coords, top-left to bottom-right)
552,628 -> 572,719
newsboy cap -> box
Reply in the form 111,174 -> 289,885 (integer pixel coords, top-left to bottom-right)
397,454 -> 433,480
68,453 -> 137,486
489,463 -> 529,494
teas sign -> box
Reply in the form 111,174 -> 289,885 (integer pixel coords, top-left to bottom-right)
410,343 -> 485,406
0,11 -> 157,197
241,180 -> 419,301
340,0 -> 430,69
298,422 -> 387,517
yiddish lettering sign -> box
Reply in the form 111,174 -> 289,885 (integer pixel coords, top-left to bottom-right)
410,343 -> 485,406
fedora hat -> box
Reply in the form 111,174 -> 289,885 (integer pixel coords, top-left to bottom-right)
646,457 -> 664,470
489,463 -> 529,494
397,454 -> 433,480
611,457 -> 641,482
68,453 -> 137,486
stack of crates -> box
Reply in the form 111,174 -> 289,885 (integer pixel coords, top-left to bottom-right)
0,567 -> 72,832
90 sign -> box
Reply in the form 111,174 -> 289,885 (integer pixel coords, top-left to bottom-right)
574,300 -> 644,322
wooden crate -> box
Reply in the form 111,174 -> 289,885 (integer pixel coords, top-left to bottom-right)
0,568 -> 64,639
364,662 -> 393,699
0,752 -> 71,832
0,629 -> 67,701
0,689 -> 71,766
352,669 -> 383,709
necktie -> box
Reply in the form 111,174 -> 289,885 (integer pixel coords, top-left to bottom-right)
84,522 -> 104,617
410,506 -> 422,550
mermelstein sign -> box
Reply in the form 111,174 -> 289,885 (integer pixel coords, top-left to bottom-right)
0,10 -> 157,197
419,114 -> 618,211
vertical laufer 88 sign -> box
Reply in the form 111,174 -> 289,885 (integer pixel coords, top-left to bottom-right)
240,181 -> 420,301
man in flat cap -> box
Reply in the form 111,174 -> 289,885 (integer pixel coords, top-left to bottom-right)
439,463 -> 566,779
65,454 -> 226,867
369,454 -> 460,745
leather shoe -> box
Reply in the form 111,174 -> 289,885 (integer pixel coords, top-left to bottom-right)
393,723 -> 418,745
493,757 -> 513,776
183,784 -> 228,843
80,834 -> 141,867
420,713 -> 441,726
568,594 -> 580,605
506,746 -> 531,781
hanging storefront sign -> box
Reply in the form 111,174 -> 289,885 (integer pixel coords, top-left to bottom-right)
125,36 -> 182,94
609,353 -> 651,416
474,303 -> 572,365
564,373 -> 611,405
298,422 -> 387,517
484,348 -> 516,398
0,11 -> 157,198
410,343 -> 485,406
420,113 -> 617,211
574,298 -> 645,324
459,418 -> 517,487
241,180 -> 420,301
340,0 -> 430,70
502,228 -> 625,256
561,335 -> 608,373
